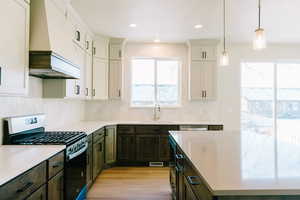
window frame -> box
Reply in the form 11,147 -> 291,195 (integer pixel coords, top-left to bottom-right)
130,57 -> 182,108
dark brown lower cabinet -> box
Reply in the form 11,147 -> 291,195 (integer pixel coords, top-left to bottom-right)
86,135 -> 93,188
117,135 -> 136,162
159,136 -> 170,161
48,171 -> 64,200
93,136 -> 105,180
26,185 -> 47,200
136,135 -> 159,161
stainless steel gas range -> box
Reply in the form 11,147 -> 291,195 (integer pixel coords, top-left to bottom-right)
3,114 -> 87,200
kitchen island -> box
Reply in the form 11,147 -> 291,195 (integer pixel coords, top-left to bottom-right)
169,131 -> 300,200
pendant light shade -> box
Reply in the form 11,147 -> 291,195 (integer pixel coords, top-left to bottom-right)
220,0 -> 229,66
253,0 -> 266,50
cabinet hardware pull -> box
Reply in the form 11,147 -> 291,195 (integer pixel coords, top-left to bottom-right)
76,30 -> 81,42
187,176 -> 201,185
93,47 -> 96,55
92,89 -> 96,97
204,90 -> 207,98
75,85 -> 80,95
118,50 -> 122,58
16,182 -> 33,193
86,41 -> 89,50
204,51 -> 207,59
201,52 -> 204,59
118,89 -> 121,97
85,88 -> 89,96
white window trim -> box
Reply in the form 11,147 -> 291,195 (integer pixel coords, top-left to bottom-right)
130,57 -> 182,108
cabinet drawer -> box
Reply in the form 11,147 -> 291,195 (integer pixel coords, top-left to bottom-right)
0,162 -> 47,200
48,151 -> 64,179
93,128 -> 105,143
118,125 -> 135,134
26,184 -> 46,200
135,125 -> 161,134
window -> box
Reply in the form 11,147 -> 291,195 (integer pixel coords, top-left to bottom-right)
131,58 -> 180,107
241,62 -> 300,179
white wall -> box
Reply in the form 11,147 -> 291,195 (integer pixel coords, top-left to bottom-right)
85,42 -> 300,131
0,77 -> 85,144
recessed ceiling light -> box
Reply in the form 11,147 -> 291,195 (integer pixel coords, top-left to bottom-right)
129,24 -> 137,28
194,24 -> 203,29
154,39 -> 160,43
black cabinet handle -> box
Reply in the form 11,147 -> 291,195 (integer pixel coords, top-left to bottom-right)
86,41 -> 89,50
16,182 -> 33,193
75,85 -> 80,95
93,47 -> 96,55
52,161 -> 63,168
187,176 -> 201,185
76,30 -> 81,42
85,88 -> 89,96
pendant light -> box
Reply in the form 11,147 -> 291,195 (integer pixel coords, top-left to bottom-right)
253,0 -> 266,50
220,0 -> 229,66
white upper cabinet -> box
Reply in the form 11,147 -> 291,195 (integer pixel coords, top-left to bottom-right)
0,0 -> 29,96
188,39 -> 218,101
85,33 -> 93,55
93,35 -> 109,59
92,58 -> 109,100
85,53 -> 93,99
109,60 -> 122,99
109,44 -> 123,60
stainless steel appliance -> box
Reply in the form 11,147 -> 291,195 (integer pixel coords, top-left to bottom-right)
3,114 -> 87,200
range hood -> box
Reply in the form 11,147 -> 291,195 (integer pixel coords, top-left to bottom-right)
29,0 -> 80,79
29,51 -> 80,79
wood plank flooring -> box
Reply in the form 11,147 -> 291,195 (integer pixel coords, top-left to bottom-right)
87,167 -> 172,200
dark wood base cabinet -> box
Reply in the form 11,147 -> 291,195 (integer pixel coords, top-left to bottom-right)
92,129 -> 105,181
48,171 -> 64,200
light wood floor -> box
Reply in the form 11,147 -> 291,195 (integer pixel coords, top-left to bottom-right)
87,167 -> 172,200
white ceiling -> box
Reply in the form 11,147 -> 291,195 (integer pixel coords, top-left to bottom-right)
71,0 -> 300,43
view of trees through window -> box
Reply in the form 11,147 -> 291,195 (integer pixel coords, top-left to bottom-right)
131,58 -> 180,106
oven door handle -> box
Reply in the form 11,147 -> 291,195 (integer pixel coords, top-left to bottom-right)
67,143 -> 88,160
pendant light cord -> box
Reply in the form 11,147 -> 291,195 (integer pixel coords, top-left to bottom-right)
258,0 -> 261,29
223,0 -> 226,52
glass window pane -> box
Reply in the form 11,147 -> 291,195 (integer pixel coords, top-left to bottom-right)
131,59 -> 155,106
157,60 -> 179,105
241,62 -> 275,136
277,63 -> 300,178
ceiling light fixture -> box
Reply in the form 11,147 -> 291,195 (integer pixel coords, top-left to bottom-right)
154,39 -> 160,43
194,24 -> 203,29
253,0 -> 266,50
220,0 -> 229,66
129,24 -> 137,28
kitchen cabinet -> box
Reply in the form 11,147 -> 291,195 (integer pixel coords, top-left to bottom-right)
105,126 -> 117,165
92,58 -> 109,100
93,129 -> 105,180
26,185 -> 47,200
182,176 -> 198,200
136,135 -> 159,161
48,171 -> 64,200
93,35 -> 109,59
0,0 -> 29,96
190,61 -> 216,100
109,44 -> 123,60
117,135 -> 136,162
188,40 -> 218,101
86,135 -> 93,189
109,60 -> 122,99
159,136 -> 171,161
85,53 -> 93,99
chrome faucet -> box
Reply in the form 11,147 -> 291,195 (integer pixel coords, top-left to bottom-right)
153,103 -> 161,121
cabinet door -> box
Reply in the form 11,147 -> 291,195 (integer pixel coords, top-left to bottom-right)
92,141 -> 100,180
105,126 -> 117,164
190,61 -> 216,100
74,44 -> 86,98
48,171 -> 64,200
26,185 -> 47,200
191,45 -> 216,61
85,53 -> 93,99
182,176 -> 198,200
92,58 -> 108,99
136,135 -> 159,161
68,10 -> 86,49
86,136 -> 93,188
159,136 -> 170,161
109,44 -> 122,60
117,135 -> 136,162
85,33 -> 93,55
93,36 -> 109,59
0,0 -> 29,95
109,60 -> 122,99
99,138 -> 105,172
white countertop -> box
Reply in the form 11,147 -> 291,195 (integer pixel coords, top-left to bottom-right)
48,120 -> 222,136
0,145 -> 65,186
170,131 -> 300,196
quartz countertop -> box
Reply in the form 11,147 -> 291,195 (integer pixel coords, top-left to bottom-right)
0,145 -> 65,186
170,131 -> 300,196
48,120 -> 222,136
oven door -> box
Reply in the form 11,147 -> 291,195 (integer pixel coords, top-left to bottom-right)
65,148 -> 87,200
